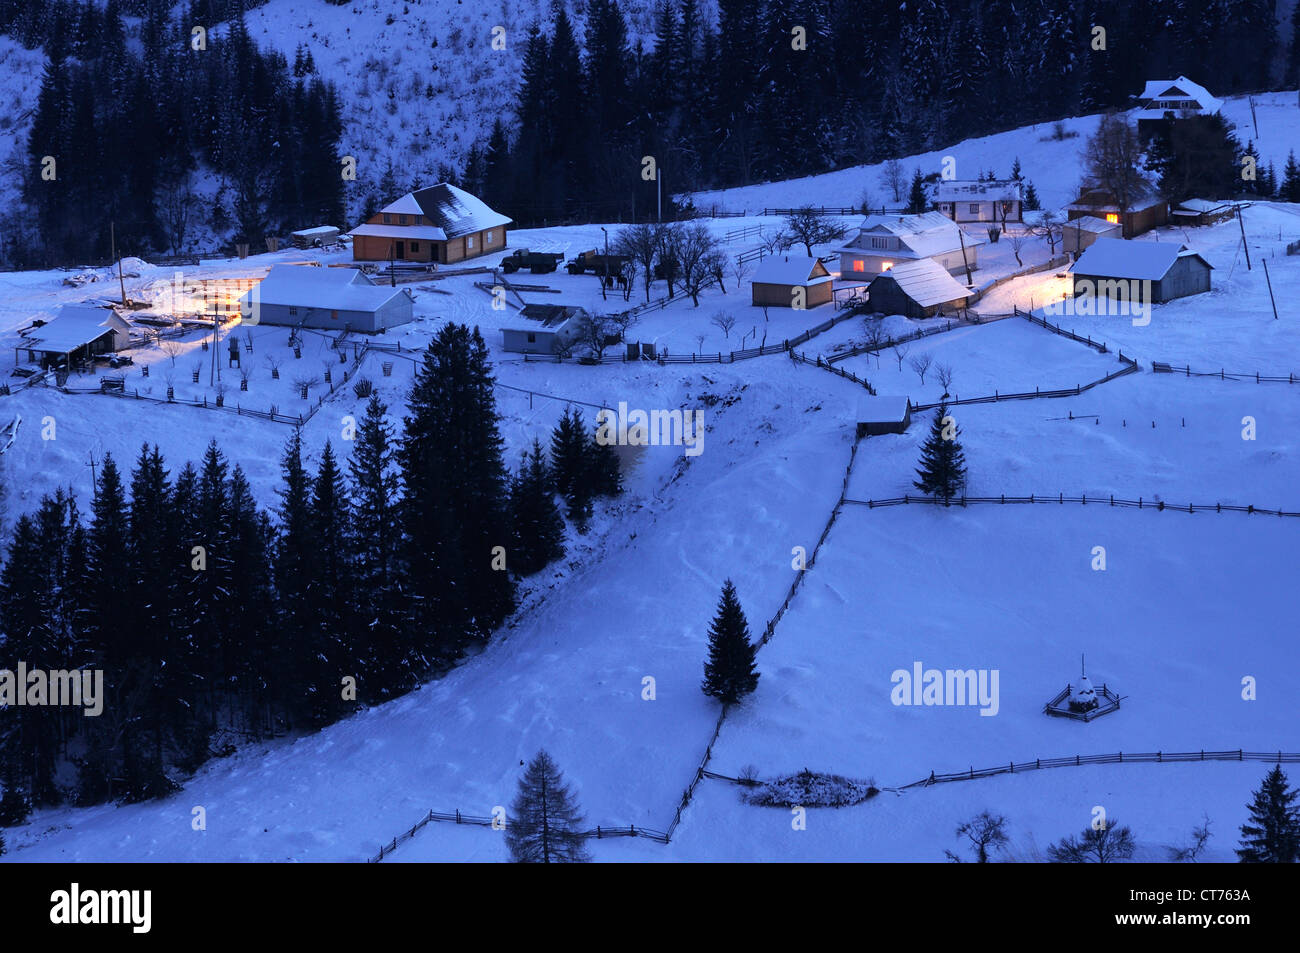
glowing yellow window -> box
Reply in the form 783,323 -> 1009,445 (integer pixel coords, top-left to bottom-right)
1105,213 -> 1119,224
852,260 -> 864,272
881,261 -> 895,271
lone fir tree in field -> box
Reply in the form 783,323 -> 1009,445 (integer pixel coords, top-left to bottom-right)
701,580 -> 760,704
913,403 -> 967,502
1237,766 -> 1300,863
505,750 -> 591,863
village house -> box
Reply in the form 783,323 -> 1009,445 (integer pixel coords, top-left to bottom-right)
834,211 -> 983,280
17,304 -> 133,368
865,258 -> 972,319
501,304 -> 588,355
1061,215 -> 1123,258
1064,184 -> 1167,238
1070,237 -> 1212,305
750,255 -> 833,308
929,180 -> 1023,224
238,265 -> 414,333
1134,76 -> 1223,137
348,183 -> 511,264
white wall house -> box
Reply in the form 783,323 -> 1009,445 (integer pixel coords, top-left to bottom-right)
833,211 -> 984,280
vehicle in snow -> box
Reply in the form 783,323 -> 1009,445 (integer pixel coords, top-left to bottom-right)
565,249 -> 630,276
500,249 -> 563,274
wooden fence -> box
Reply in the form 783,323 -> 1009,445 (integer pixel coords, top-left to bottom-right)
842,493 -> 1300,517
791,351 -> 876,395
908,359 -> 1139,413
901,748 -> 1300,790
824,319 -> 960,365
1151,362 -> 1300,384
1014,305 -> 1111,354
367,808 -> 669,863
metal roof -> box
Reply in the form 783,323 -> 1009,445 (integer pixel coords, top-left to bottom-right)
1070,237 -> 1213,280
751,255 -> 832,285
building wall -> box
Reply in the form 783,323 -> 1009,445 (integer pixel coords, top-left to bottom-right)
938,200 -> 1022,223
1154,256 -> 1211,302
841,247 -> 977,280
502,328 -> 557,354
866,278 -> 950,319
245,300 -> 411,333
1062,223 -> 1122,256
352,225 -> 507,263
751,281 -> 832,308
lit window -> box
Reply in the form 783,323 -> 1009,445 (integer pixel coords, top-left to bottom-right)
881,261 -> 894,271
852,260 -> 864,272
1105,213 -> 1119,224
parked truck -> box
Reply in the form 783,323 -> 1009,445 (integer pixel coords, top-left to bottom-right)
565,249 -> 631,276
500,248 -> 563,274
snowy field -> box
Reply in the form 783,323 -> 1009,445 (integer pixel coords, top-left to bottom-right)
4,111 -> 1300,863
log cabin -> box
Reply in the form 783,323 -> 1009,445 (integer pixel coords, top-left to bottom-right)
349,183 -> 511,264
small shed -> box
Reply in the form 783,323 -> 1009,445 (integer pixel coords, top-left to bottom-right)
866,258 -> 971,318
501,304 -> 589,355
1061,215 -> 1122,258
751,256 -> 833,308
17,305 -> 133,368
291,225 -> 341,248
239,265 -> 414,332
1170,199 -> 1236,227
856,396 -> 911,437
1071,237 -> 1212,304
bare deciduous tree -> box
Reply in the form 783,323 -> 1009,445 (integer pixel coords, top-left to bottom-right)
1048,819 -> 1137,864
1029,208 -> 1064,255
935,362 -> 954,396
892,342 -> 910,371
678,222 -> 727,306
880,158 -> 906,204
909,353 -> 933,385
783,206 -> 847,257
614,222 -> 661,303
863,320 -> 887,368
1167,815 -> 1213,863
1007,230 -> 1030,266
160,340 -> 183,365
731,255 -> 751,291
577,313 -> 619,359
710,313 -> 737,339
944,811 -> 1010,863
1081,112 -> 1147,225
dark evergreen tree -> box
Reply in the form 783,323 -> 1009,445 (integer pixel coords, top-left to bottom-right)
304,440 -> 355,727
1282,152 -> 1300,203
508,440 -> 566,576
273,430 -> 317,725
505,750 -> 591,863
701,579 -> 760,703
588,423 -> 623,498
913,403 -> 967,502
549,407 -> 587,504
906,168 -> 928,214
1237,767 -> 1300,863
1023,181 -> 1041,211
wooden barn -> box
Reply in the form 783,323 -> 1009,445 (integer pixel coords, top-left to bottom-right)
865,258 -> 972,318
239,265 -> 414,332
17,304 -> 133,368
930,179 -> 1023,224
834,211 -> 983,280
1062,215 -> 1122,258
1170,199 -> 1236,227
856,396 -> 912,437
1065,185 -> 1167,238
348,183 -> 511,264
750,255 -> 833,308
1070,238 -> 1212,305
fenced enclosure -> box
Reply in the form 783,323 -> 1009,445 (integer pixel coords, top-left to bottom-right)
1151,362 -> 1300,384
843,493 -> 1300,517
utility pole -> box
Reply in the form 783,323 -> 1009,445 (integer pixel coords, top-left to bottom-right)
111,221 -> 127,307
600,226 -> 609,301
1237,204 -> 1251,271
87,452 -> 98,496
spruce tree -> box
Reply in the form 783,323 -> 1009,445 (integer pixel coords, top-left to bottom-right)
906,168 -> 928,214
588,421 -> 623,498
509,440 -> 566,576
274,430 -> 317,726
506,750 -> 591,863
348,394 -> 410,696
306,440 -> 355,727
1237,767 -> 1300,863
1283,152 -> 1300,203
913,402 -> 967,502
1023,181 -> 1040,211
549,407 -> 586,502
701,579 -> 760,703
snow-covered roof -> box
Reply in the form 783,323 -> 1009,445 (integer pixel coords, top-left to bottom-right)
1064,215 -> 1122,234
930,179 -> 1023,203
836,211 -> 985,259
24,305 -> 131,355
751,255 -> 832,286
856,396 -> 910,424
291,225 -> 340,238
869,258 -> 972,308
1173,198 -> 1234,215
417,183 -> 512,238
1136,76 -> 1222,115
1065,185 -> 1165,214
520,303 -> 587,327
241,265 -> 411,314
1070,238 -> 1212,280
348,223 -> 449,242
